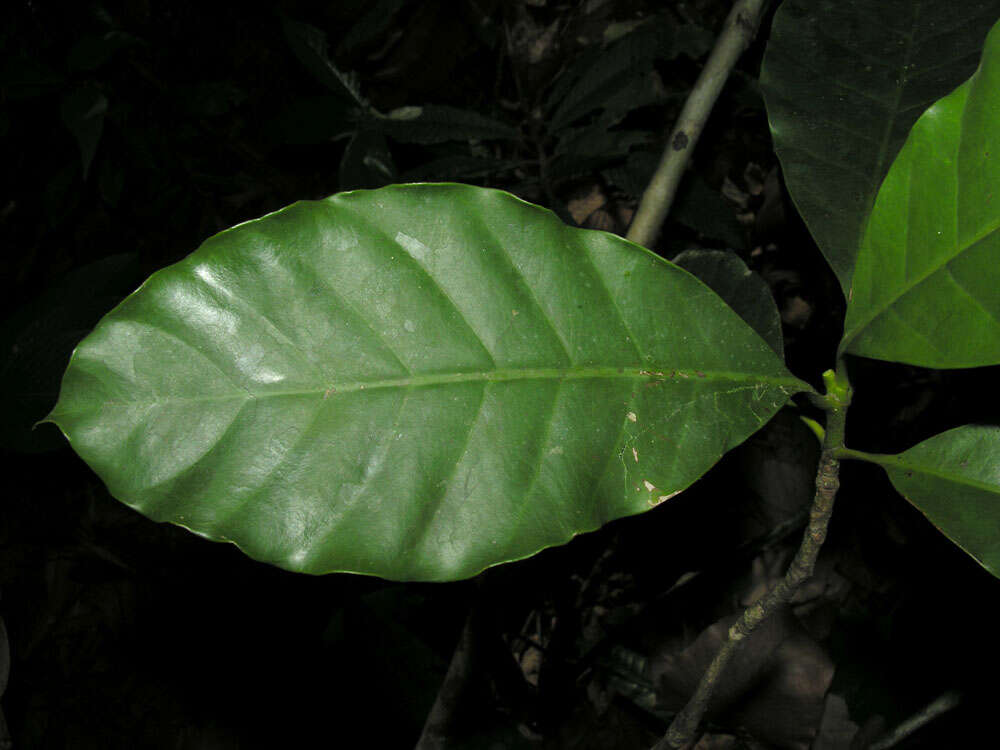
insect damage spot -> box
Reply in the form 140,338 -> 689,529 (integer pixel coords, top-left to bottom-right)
324,387 -> 336,399
650,489 -> 682,507
632,447 -> 639,463
643,480 -> 656,492
627,411 -> 637,422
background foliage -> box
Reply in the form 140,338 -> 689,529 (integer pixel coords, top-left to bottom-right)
2,0 -> 999,747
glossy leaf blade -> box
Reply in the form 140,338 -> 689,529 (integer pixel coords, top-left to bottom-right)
841,19 -> 1000,368
48,184 -> 807,581
879,425 -> 1000,578
761,0 -> 999,296
672,249 -> 783,357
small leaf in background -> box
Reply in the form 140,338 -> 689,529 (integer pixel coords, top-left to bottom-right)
338,130 -> 396,190
603,150 -> 659,200
879,425 -> 1000,579
264,95 -> 359,145
46,184 -> 806,581
670,175 -> 747,250
0,254 -> 142,453
554,126 -> 650,160
185,81 -> 246,119
66,31 -> 142,72
400,154 -> 522,183
96,152 -> 126,207
335,0 -> 415,57
673,249 -> 783,357
761,0 -> 1000,295
841,18 -> 1000,368
281,17 -> 366,108
376,104 -> 519,144
60,83 -> 108,180
547,21 -> 708,132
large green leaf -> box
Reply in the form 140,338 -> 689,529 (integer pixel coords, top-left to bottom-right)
672,249 -> 783,358
47,184 -> 807,581
761,0 -> 999,295
840,19 -> 1000,368
875,425 -> 1000,578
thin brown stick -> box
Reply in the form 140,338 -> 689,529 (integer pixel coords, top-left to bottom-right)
653,371 -> 851,749
870,689 -> 962,750
626,0 -> 769,249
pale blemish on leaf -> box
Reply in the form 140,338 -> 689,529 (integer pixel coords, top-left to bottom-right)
324,387 -> 336,399
548,445 -> 564,455
649,489 -> 682,507
403,319 -> 417,332
627,411 -> 637,422
632,447 -> 639,462
395,231 -> 430,260
643,479 -> 656,492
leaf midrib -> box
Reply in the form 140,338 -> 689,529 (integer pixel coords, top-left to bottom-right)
54,366 -> 805,413
841,223 -> 1000,354
866,452 -> 1000,495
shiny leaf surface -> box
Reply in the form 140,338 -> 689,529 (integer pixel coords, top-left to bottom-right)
48,184 -> 806,581
672,249 -> 783,358
878,425 -> 1000,578
841,19 -> 1000,368
761,0 -> 999,295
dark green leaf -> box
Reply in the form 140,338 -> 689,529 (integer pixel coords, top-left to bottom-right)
673,250 -> 783,357
841,19 -> 1000,368
264,96 -> 358,145
546,153 -> 621,182
547,21 -> 704,132
185,81 -> 246,119
878,425 -> 1000,578
376,105 -> 518,144
338,130 -> 396,190
670,176 -> 746,250
336,0 -> 415,57
603,150 -> 659,199
281,17 -> 366,107
60,84 -> 108,180
595,73 -> 671,128
66,31 -> 142,72
554,126 -> 651,159
400,155 -> 523,183
48,184 -> 807,581
761,0 -> 999,295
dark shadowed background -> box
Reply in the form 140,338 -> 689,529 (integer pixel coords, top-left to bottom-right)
2,1 -> 999,747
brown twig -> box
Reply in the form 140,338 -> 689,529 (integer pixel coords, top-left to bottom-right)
626,0 -> 769,249
869,689 -> 963,750
653,369 -> 851,749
